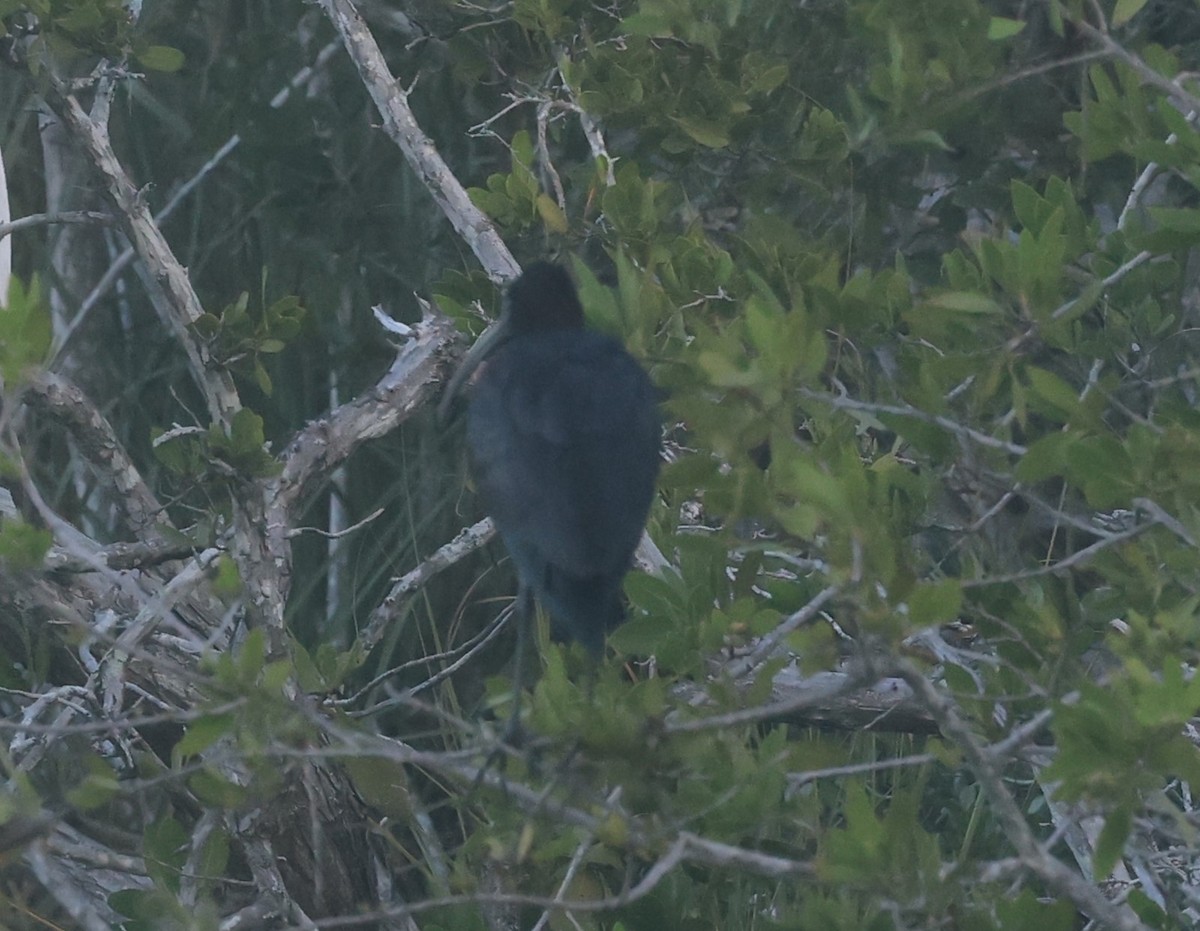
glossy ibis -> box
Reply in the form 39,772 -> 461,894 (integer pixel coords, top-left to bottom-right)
441,262 -> 661,673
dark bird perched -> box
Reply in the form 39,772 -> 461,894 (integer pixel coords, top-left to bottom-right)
440,262 -> 661,664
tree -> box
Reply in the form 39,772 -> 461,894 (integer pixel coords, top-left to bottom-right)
1,0 -> 1199,928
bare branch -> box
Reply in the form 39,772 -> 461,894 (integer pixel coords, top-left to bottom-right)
25,844 -> 132,930
788,752 -> 936,788
1075,20 -> 1200,116
0,141 -> 9,300
0,210 -> 114,240
61,39 -> 344,360
672,661 -> 935,735
317,0 -> 520,283
531,787 -> 623,931
725,582 -> 843,678
799,389 -> 1028,456
894,657 -> 1150,931
276,310 -> 459,515
960,519 -> 1152,588
42,80 -> 242,427
45,537 -> 207,573
26,372 -> 172,539
356,516 -> 496,655
99,548 -> 220,716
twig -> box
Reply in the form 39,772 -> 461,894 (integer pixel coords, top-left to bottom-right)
725,582 -> 843,678
960,520 -> 1152,588
288,506 -> 385,539
275,311 -> 459,517
61,40 -> 344,360
531,787 -> 623,931
894,657 -> 1150,931
45,537 -> 207,573
356,516 -> 496,655
0,141 -> 9,300
317,0 -> 519,283
0,210 -> 114,240
99,548 -> 221,716
1075,20 -> 1200,116
26,372 -> 171,539
788,752 -> 935,788
1005,250 -> 1154,355
43,78 -> 242,426
535,98 -> 567,211
667,664 -> 882,734
799,389 -> 1028,456
989,708 -> 1054,759
342,603 -> 508,710
25,845 -> 125,930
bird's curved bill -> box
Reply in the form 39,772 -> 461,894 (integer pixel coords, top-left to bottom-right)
436,315 -> 513,423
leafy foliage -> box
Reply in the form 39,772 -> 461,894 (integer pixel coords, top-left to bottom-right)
4,0 -> 1200,928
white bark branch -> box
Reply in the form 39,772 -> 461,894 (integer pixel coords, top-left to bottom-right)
317,0 -> 520,283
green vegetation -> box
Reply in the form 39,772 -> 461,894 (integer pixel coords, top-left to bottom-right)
1,0 -> 1199,928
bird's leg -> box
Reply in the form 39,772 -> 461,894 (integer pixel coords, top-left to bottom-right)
504,582 -> 535,746
470,588 -> 535,793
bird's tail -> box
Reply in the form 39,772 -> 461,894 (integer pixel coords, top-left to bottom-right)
540,570 -> 625,659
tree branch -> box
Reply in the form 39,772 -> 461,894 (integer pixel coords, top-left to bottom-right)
317,0 -> 519,283
276,310 -> 458,516
26,372 -> 171,540
42,79 -> 242,427
894,657 -> 1150,931
0,210 -> 114,240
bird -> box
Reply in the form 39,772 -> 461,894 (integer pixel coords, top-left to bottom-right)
440,262 -> 661,671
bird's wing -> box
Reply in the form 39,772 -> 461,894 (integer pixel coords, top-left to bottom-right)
468,332 -> 660,579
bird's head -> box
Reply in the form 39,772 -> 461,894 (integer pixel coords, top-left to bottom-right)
503,262 -> 584,335
438,262 -> 583,422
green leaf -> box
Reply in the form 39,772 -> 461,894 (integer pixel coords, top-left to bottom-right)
109,888 -> 163,922
343,757 -> 413,819
535,193 -> 569,234
621,11 -> 673,37
1015,432 -> 1075,483
671,116 -> 730,149
572,259 -> 622,333
194,825 -> 230,883
1025,366 -> 1079,420
1052,279 -> 1105,328
0,520 -> 52,570
174,713 -> 235,760
1126,890 -> 1168,928
230,408 -> 265,450
1144,207 -> 1200,249
1066,435 -> 1133,508
987,16 -> 1026,39
608,611 -> 667,655
898,129 -> 953,151
1048,1 -> 1063,35
253,359 -> 272,395
137,44 -> 185,72
924,292 -> 1004,315
997,890 -> 1075,930
1011,180 -> 1053,235
235,628 -> 267,685
1111,0 -> 1149,26
144,817 -> 189,892
0,275 -> 52,386
876,412 -> 953,460
188,767 -> 247,808
211,555 -> 241,598
906,580 -> 963,626
1093,804 -> 1132,879
261,658 -> 292,694
67,758 -> 120,811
